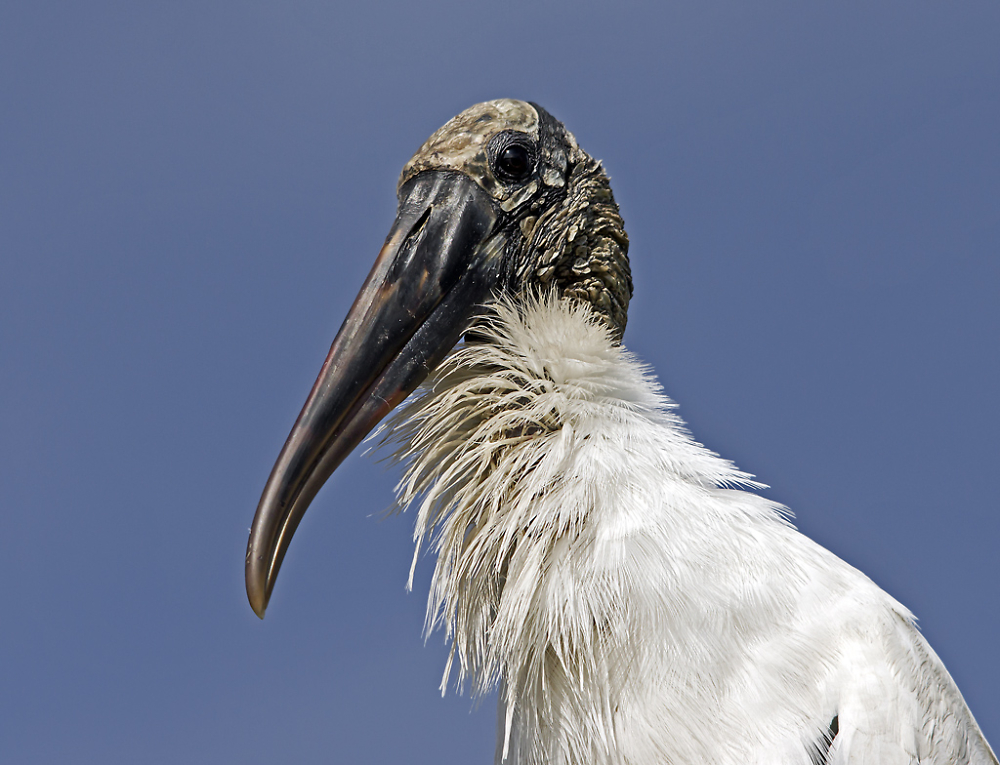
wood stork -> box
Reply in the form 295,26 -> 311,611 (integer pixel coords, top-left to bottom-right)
245,99 -> 997,765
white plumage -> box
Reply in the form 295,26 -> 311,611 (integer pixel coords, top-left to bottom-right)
384,294 -> 996,765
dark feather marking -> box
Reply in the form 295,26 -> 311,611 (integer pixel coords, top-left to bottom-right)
808,715 -> 840,765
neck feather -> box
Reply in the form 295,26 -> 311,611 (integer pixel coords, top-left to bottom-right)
381,295 -> 767,700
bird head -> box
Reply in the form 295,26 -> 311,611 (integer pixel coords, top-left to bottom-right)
245,99 -> 631,617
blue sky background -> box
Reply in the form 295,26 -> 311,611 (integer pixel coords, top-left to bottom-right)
1,2 -> 997,761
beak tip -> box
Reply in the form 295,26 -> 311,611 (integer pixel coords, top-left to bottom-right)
247,587 -> 269,619
246,557 -> 271,619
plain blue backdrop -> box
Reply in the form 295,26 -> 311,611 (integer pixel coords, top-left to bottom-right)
1,2 -> 997,761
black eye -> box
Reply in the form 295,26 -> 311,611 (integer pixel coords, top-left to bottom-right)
495,143 -> 533,183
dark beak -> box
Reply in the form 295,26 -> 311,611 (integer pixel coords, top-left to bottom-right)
246,171 -> 502,618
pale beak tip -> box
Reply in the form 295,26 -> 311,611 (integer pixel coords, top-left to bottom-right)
248,588 -> 269,620
246,553 -> 271,619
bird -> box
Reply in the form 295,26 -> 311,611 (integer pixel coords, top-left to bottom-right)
245,99 -> 997,765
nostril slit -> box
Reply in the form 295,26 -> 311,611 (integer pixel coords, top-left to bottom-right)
402,206 -> 432,250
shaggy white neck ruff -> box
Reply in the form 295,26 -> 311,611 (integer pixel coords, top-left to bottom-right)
384,295 -> 818,763
379,295 -> 994,765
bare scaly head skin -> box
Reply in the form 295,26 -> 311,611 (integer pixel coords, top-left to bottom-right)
400,99 -> 632,338
399,100 -> 548,200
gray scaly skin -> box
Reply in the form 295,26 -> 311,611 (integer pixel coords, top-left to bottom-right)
399,99 -> 632,339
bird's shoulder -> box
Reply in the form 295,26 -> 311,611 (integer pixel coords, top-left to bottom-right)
819,608 -> 998,765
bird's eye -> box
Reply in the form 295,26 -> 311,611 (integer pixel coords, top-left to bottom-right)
494,143 -> 533,183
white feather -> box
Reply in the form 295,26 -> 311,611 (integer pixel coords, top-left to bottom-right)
382,293 -> 996,765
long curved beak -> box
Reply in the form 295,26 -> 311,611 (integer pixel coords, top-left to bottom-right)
246,171 -> 502,618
